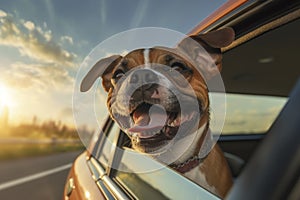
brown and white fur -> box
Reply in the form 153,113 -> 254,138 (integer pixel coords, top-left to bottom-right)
81,28 -> 235,198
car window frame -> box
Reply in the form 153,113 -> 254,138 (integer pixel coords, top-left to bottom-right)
88,116 -> 221,200
90,115 -> 113,158
109,145 -> 221,200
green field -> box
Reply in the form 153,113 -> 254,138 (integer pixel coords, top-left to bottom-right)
0,142 -> 85,161
0,119 -> 92,161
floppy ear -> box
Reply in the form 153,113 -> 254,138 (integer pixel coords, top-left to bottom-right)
177,27 -> 235,79
80,55 -> 122,92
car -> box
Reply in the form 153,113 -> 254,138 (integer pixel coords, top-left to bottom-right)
64,0 -> 300,199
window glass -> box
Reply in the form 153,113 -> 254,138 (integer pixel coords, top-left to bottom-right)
97,122 -> 119,168
210,93 -> 287,134
214,19 -> 300,135
113,148 -> 220,200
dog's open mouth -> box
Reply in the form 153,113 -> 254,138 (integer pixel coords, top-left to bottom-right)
128,102 -> 197,153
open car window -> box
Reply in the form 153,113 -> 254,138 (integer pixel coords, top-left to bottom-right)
219,93 -> 287,134
97,121 -> 119,168
215,17 -> 300,135
111,139 -> 221,200
90,120 -> 221,200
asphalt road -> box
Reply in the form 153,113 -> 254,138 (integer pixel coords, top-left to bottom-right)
0,151 -> 83,200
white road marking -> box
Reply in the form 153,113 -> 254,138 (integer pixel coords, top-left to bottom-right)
0,163 -> 72,191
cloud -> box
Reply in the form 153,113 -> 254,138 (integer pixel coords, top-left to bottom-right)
0,10 -> 7,17
3,62 -> 74,91
0,11 -> 76,66
105,50 -> 129,57
61,35 -> 74,45
23,20 -> 35,31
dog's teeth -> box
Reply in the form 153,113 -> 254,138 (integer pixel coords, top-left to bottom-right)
168,122 -> 175,127
174,118 -> 181,126
170,122 -> 176,127
130,132 -> 138,137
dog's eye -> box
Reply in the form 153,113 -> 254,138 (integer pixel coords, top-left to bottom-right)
170,62 -> 188,72
112,69 -> 125,79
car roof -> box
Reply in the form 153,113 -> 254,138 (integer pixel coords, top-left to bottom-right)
188,0 -> 249,35
189,0 -> 300,97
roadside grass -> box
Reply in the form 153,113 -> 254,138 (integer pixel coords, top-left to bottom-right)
0,122 -> 91,161
0,143 -> 85,161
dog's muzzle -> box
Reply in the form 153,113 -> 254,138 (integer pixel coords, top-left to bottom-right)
110,66 -> 201,154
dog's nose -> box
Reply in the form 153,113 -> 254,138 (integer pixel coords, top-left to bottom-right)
129,69 -> 158,84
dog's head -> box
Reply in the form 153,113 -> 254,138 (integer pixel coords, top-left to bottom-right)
81,28 -> 234,156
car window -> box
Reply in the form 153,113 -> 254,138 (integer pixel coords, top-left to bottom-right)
112,148 -> 220,200
97,122 -> 120,168
214,93 -> 287,134
215,18 -> 300,135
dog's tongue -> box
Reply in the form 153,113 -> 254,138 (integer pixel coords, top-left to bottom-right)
129,104 -> 167,132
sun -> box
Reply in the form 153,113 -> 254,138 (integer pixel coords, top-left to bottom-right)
0,84 -> 13,108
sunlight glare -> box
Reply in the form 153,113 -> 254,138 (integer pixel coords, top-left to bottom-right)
0,84 -> 13,108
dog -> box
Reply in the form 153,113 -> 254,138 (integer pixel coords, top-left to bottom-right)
81,27 -> 235,198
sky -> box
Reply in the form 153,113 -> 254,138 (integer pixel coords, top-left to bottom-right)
0,0 -> 287,135
0,0 -> 227,128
